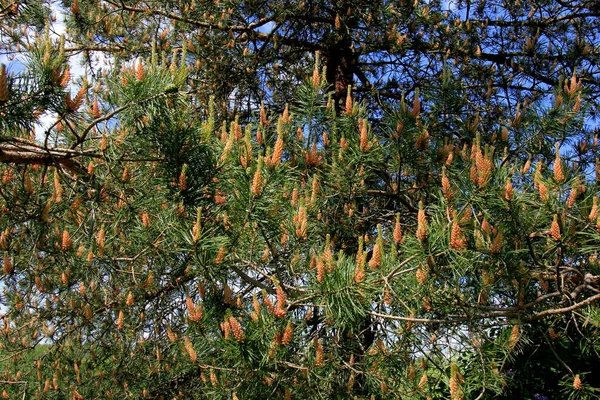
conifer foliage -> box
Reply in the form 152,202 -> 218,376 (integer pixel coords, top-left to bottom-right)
0,1 -> 600,399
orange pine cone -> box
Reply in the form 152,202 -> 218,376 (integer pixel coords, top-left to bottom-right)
359,119 -> 370,152
141,212 -> 150,228
3,255 -> 13,274
186,296 -> 203,322
508,325 -> 519,350
126,291 -> 134,306
554,143 -> 565,182
91,96 -> 101,118
0,64 -> 8,102
449,375 -> 461,400
281,321 -> 293,345
589,197 -> 599,221
416,203 -> 428,242
71,0 -> 80,14
251,165 -> 262,196
354,252 -> 366,283
282,103 -> 290,124
220,321 -> 230,340
470,164 -> 478,184
450,221 -> 467,250
490,232 -> 503,254
566,187 -> 578,209
538,182 -> 549,202
215,246 -> 226,264
312,64 -> 320,88
61,230 -> 72,250
229,316 -> 245,343
442,167 -> 452,200
340,136 -> 348,150
345,86 -> 353,115
316,256 -> 325,283
178,170 -> 187,191
416,267 -> 428,285
550,215 -> 561,241
314,338 -> 324,367
418,372 -> 428,389
59,67 -> 71,87
412,94 -> 421,117
184,336 -> 198,362
259,102 -> 267,127
135,58 -> 144,81
504,179 -> 514,200
274,285 -> 287,318
96,226 -> 105,252
393,215 -> 403,244
263,295 -> 275,315
368,243 -> 382,268
252,294 -> 261,316
116,310 -> 124,330
271,135 -> 284,167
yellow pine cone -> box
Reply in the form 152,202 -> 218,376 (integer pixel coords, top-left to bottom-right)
573,374 -> 582,390
508,325 -> 519,350
184,336 -> 197,363
418,372 -> 428,389
354,256 -> 366,283
416,267 -> 428,285
251,159 -> 263,196
314,338 -> 324,367
449,375 -> 462,400
126,292 -> 134,306
416,203 -> 429,242
450,221 -> 467,250
504,179 -> 514,200
229,316 -> 245,343
490,232 -> 503,254
0,64 -> 8,102
61,230 -> 72,250
281,321 -> 293,346
368,243 -> 382,268
554,143 -> 565,182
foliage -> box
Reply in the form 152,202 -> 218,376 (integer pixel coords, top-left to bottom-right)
0,1 -> 599,399
31,0 -> 600,116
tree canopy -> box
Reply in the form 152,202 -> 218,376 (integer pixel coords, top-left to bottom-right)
0,1 -> 599,399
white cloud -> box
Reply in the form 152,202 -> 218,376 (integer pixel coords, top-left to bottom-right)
255,21 -> 276,34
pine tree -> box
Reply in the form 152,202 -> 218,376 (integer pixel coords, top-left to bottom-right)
44,0 -> 600,116
0,1 -> 599,399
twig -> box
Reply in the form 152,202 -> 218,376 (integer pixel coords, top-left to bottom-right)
522,292 -> 600,321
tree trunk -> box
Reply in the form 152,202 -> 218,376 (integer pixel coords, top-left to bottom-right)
325,38 -> 354,112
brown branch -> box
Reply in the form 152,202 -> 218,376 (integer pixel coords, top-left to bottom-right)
72,103 -> 129,148
0,136 -> 100,174
102,0 -> 321,51
522,292 -> 600,321
65,45 -> 128,53
369,311 -> 461,324
103,0 -> 273,32
470,11 -> 600,28
229,264 -> 274,294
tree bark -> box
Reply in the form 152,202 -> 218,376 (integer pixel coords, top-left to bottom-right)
325,38 -> 355,111
0,136 -> 88,174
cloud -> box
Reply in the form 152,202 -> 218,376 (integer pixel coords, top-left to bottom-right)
255,21 -> 276,34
